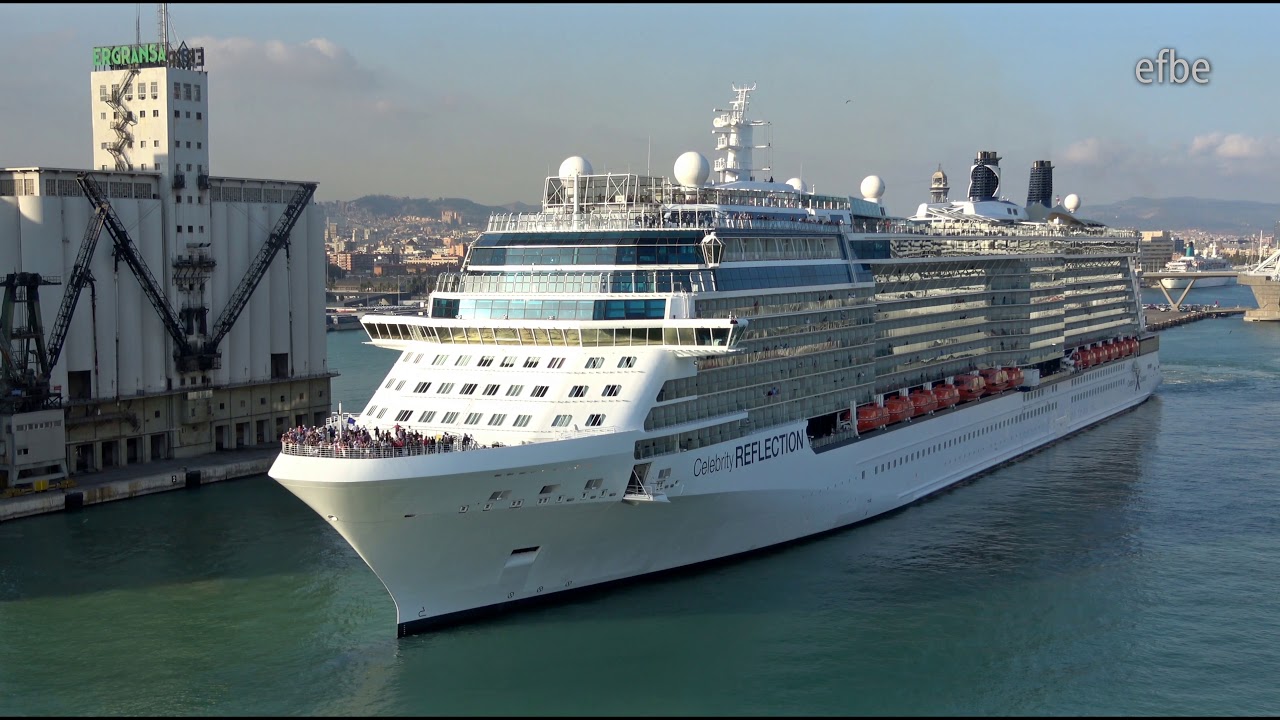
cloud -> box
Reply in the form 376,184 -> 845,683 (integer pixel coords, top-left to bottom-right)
1059,137 -> 1157,170
1188,132 -> 1275,160
1061,138 -> 1106,166
1064,132 -> 1280,173
1188,132 -> 1223,155
189,35 -> 378,90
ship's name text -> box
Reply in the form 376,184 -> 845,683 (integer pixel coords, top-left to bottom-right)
692,430 -> 806,476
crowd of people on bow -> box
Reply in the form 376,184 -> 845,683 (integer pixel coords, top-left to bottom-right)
281,421 -> 488,456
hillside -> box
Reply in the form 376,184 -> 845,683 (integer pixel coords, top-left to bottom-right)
1084,197 -> 1280,235
319,195 -> 538,227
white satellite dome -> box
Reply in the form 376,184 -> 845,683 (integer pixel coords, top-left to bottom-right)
1063,193 -> 1081,212
558,156 -> 593,179
785,177 -> 810,193
674,151 -> 711,187
861,175 -> 886,201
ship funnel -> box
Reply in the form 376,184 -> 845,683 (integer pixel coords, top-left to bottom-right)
967,151 -> 1001,202
1027,160 -> 1053,208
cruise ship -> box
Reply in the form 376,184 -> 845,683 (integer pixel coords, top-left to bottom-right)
270,86 -> 1161,638
1159,241 -> 1237,289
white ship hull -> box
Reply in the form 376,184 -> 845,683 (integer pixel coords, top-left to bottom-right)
271,351 -> 1161,636
1158,275 -> 1236,290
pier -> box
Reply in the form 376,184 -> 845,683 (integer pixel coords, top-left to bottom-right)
0,447 -> 278,523
1144,307 -> 1246,331
1239,260 -> 1280,322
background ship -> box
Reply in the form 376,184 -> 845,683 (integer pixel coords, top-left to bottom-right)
1160,241 -> 1237,289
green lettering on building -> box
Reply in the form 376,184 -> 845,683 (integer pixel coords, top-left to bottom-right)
92,42 -> 178,69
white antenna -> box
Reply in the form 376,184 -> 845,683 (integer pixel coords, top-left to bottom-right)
158,2 -> 170,49
646,136 -> 651,177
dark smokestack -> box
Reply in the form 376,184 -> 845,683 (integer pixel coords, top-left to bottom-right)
967,151 -> 1001,202
1027,160 -> 1053,208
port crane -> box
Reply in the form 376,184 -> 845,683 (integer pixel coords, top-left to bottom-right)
0,172 -> 315,413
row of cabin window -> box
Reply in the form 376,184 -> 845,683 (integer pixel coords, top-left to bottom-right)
382,377 -> 621,398
873,405 -> 1057,474
366,406 -> 605,428
399,351 -> 637,370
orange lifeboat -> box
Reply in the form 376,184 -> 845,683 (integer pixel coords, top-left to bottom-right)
856,404 -> 889,433
908,390 -> 938,417
955,374 -> 986,402
1106,343 -> 1120,362
931,383 -> 960,409
1127,338 -> 1140,356
979,367 -> 1009,395
1004,367 -> 1024,389
884,396 -> 914,425
1083,347 -> 1099,367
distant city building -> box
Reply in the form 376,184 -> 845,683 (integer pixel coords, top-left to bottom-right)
333,252 -> 374,273
404,255 -> 463,272
1139,231 -> 1177,273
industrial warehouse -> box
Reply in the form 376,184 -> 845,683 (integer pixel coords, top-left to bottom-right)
1,12 -> 331,490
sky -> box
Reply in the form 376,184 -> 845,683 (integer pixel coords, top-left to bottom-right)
3,3 -> 1279,217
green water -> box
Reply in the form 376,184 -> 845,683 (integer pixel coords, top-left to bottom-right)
2,286 -> 1278,715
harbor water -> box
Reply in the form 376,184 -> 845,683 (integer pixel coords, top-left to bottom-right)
2,283 -> 1278,715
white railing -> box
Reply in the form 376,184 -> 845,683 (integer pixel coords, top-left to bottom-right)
485,211 -> 849,234
279,440 -> 485,460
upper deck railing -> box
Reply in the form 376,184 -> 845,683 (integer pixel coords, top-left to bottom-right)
496,171 -> 1137,241
485,211 -> 854,234
484,209 -> 1136,242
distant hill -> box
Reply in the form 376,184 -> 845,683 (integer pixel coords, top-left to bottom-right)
320,195 -> 538,227
1084,197 -> 1280,235
323,193 -> 1278,236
